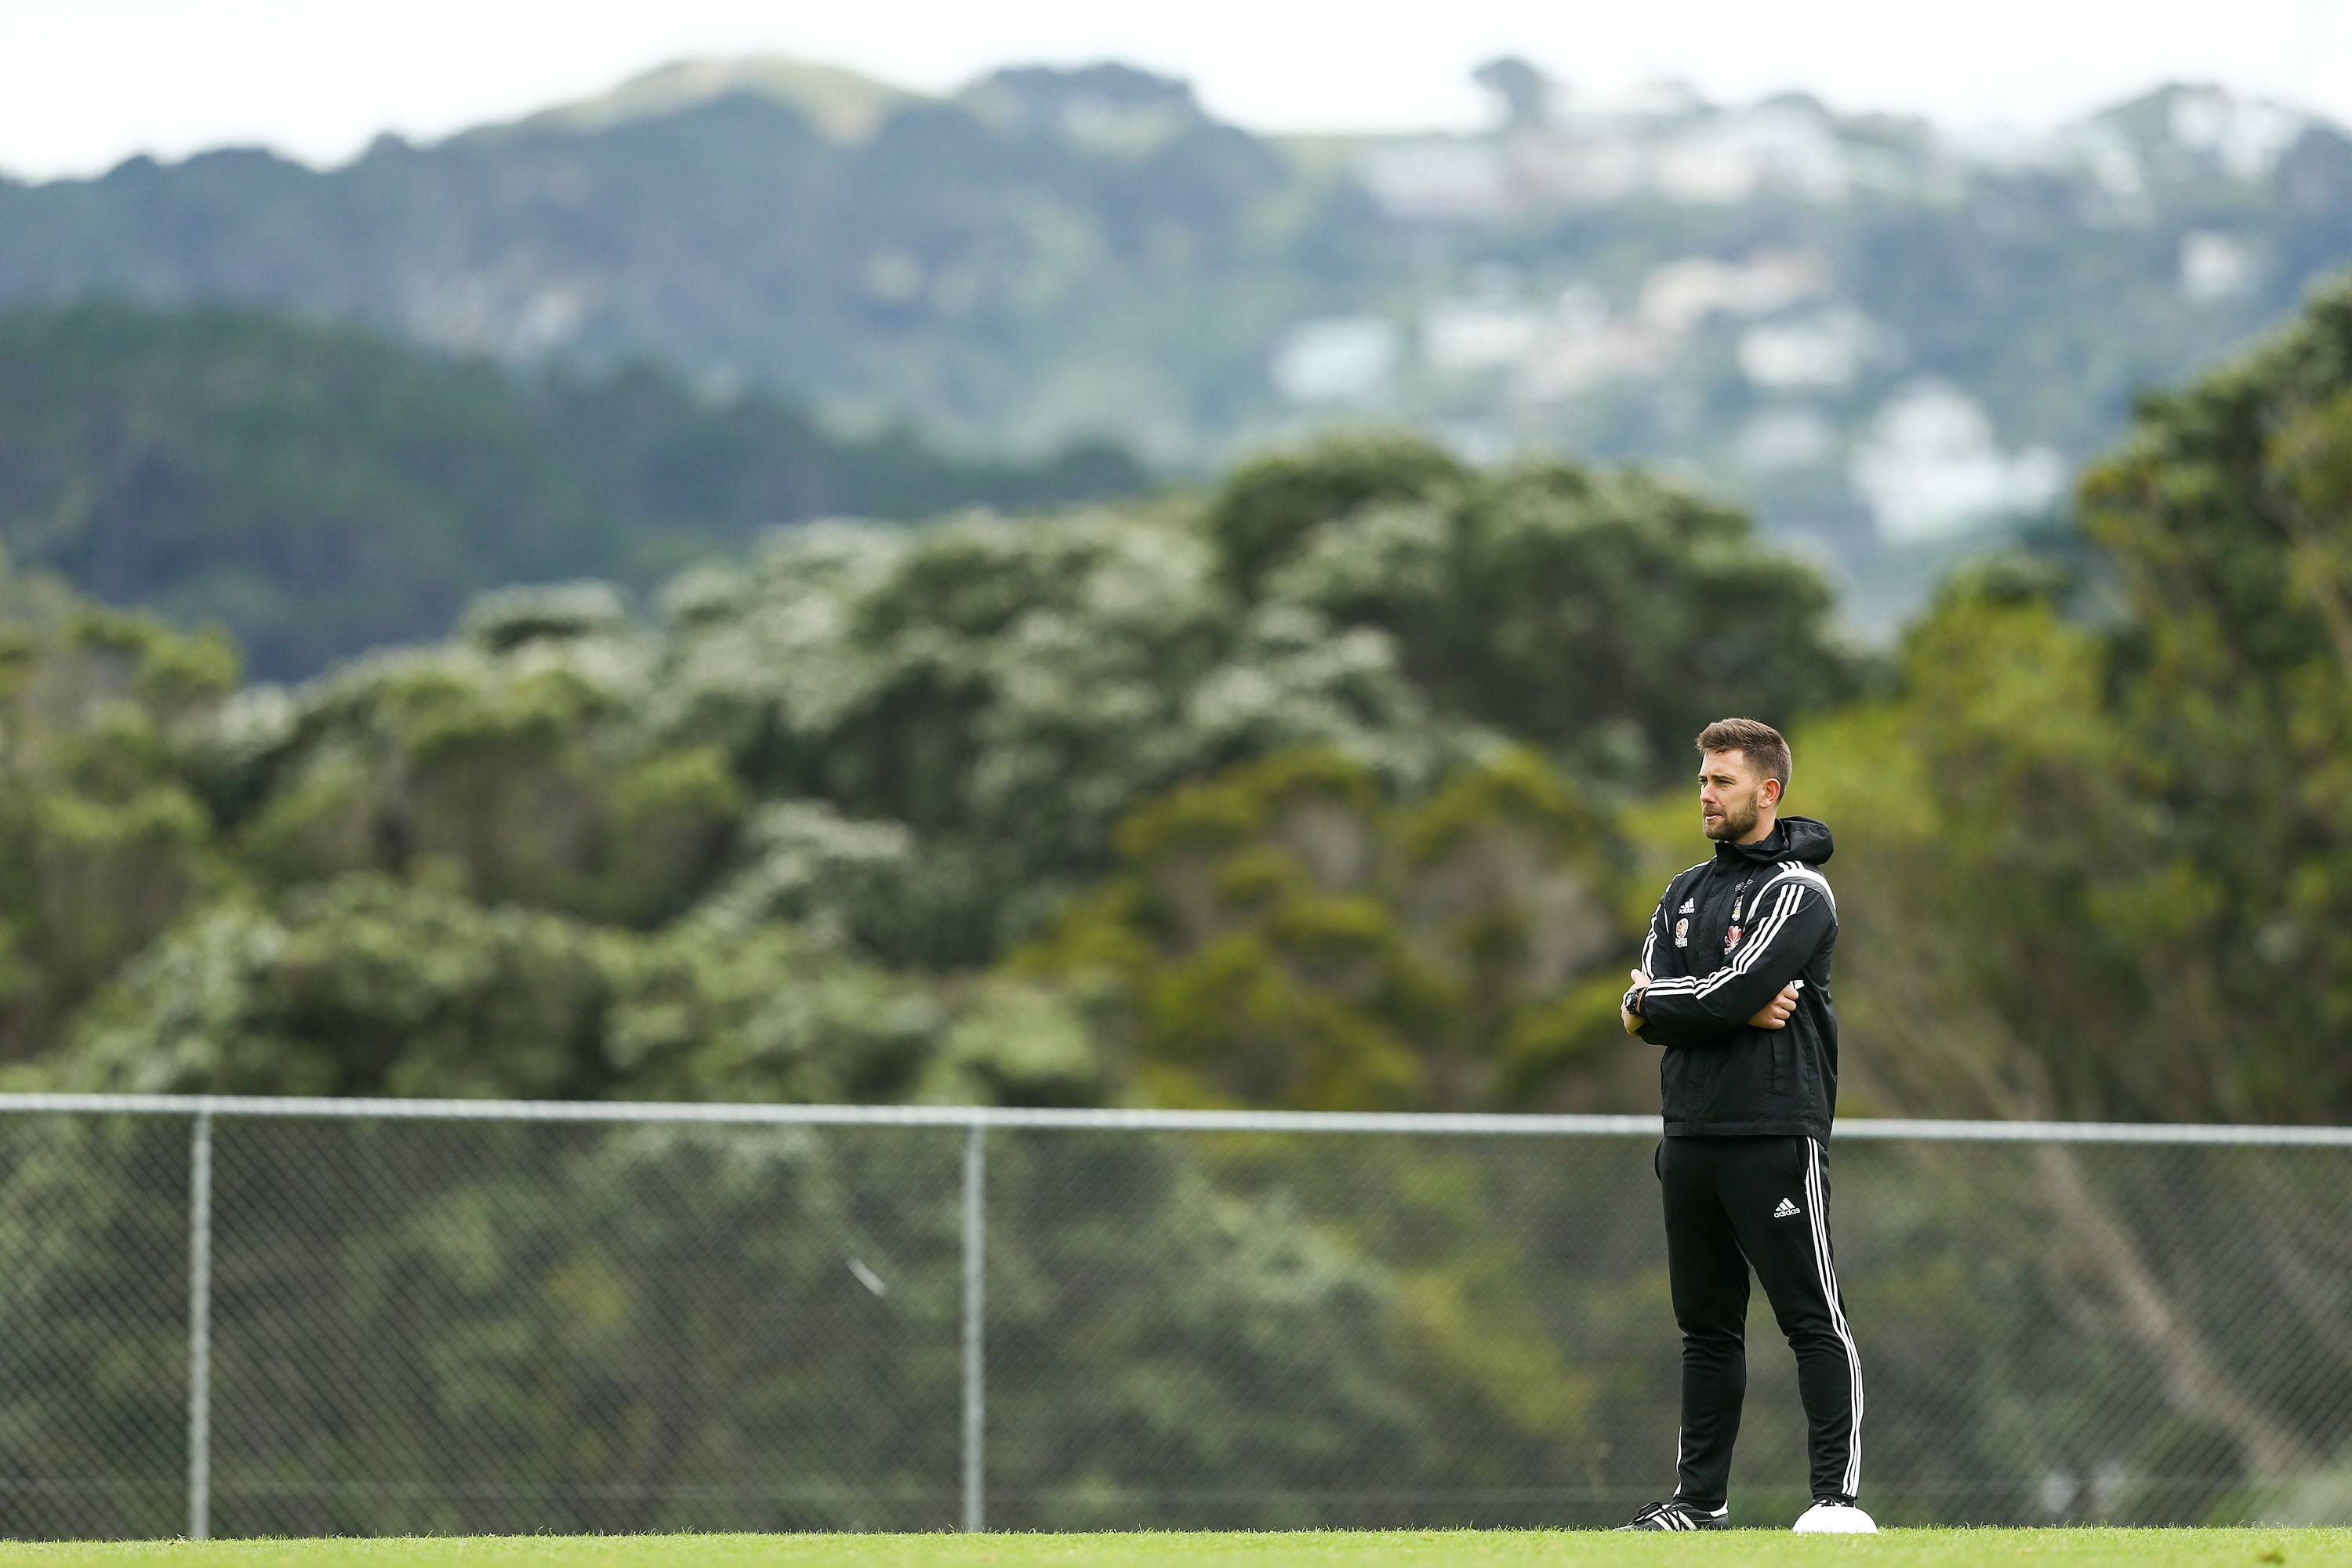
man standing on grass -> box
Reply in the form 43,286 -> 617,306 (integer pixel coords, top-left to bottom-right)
1613,718 -> 1873,1534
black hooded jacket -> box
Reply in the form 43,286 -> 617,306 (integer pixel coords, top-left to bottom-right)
1628,815 -> 1840,1140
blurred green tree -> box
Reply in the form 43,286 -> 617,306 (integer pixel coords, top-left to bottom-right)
0,554 -> 236,1060
1020,748 -> 1638,1112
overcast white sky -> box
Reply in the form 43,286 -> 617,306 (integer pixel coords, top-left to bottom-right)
4,0 -> 2351,180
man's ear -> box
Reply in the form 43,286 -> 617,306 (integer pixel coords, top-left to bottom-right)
1762,777 -> 1784,808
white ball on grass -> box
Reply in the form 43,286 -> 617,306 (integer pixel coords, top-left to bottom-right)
1791,1501 -> 1878,1534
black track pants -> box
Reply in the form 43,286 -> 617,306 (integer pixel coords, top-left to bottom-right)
1657,1133 -> 1863,1509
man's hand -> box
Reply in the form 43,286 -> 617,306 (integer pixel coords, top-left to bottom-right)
1621,969 -> 1650,1035
1748,979 -> 1803,1030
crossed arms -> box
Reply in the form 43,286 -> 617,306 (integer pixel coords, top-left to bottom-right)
1619,874 -> 1832,1044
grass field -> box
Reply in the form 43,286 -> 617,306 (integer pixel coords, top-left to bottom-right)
3,1531 -> 2343,1567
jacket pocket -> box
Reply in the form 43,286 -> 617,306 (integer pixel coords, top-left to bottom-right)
1773,1025 -> 1802,1114
1685,1044 -> 1731,1123
1798,1037 -> 1829,1122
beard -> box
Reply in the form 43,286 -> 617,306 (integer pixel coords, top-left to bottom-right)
1704,790 -> 1761,841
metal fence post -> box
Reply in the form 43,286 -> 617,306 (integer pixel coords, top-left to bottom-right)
187,1109 -> 213,1541
961,1118 -> 986,1533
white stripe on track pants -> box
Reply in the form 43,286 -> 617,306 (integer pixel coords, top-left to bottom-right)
1656,1132 -> 1863,1509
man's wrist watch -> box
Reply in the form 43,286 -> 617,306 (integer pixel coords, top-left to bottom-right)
1623,982 -> 1648,1017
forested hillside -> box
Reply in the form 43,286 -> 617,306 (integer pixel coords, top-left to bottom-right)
6,59 -> 2351,624
5,275 -> 2350,1128
0,422 -> 1857,1104
0,304 -> 1145,675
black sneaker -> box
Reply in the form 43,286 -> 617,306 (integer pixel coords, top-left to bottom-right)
1614,1499 -> 1728,1530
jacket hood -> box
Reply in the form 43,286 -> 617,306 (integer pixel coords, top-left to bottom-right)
1719,814 -> 1835,866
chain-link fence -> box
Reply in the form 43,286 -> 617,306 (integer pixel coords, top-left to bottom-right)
0,1096 -> 2347,1539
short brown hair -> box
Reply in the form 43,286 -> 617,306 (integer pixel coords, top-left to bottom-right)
1696,717 -> 1791,791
